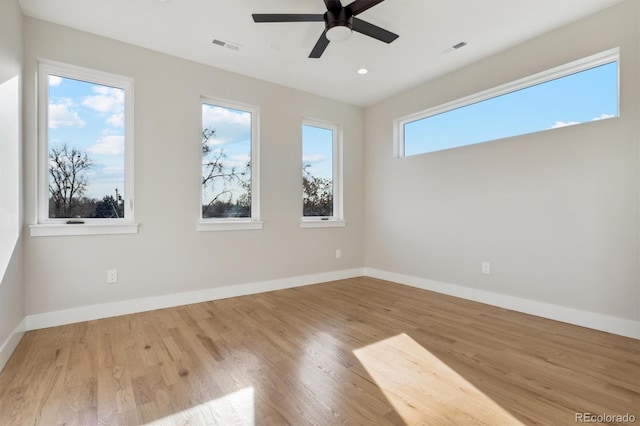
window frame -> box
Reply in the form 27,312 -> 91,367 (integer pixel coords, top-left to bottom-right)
197,96 -> 262,232
300,118 -> 345,229
394,47 -> 620,158
30,60 -> 137,237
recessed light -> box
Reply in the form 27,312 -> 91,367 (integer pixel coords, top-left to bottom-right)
357,68 -> 369,75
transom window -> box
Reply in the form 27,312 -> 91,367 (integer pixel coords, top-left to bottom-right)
395,48 -> 620,157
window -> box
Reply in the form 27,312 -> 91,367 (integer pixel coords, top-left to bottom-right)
395,48 -> 619,157
199,98 -> 261,231
31,61 -> 136,237
301,119 -> 344,228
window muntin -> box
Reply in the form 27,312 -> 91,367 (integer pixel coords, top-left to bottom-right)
37,61 -> 134,226
395,48 -> 619,157
200,99 -> 260,225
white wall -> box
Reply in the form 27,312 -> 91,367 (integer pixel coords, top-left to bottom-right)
16,1 -> 639,339
0,0 -> 25,369
365,1 -> 639,328
23,18 -> 365,317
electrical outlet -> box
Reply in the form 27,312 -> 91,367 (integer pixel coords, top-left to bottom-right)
107,269 -> 118,283
336,249 -> 342,259
482,262 -> 491,274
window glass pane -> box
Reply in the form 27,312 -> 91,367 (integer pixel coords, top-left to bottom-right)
48,75 -> 126,218
201,103 -> 252,218
404,61 -> 619,156
302,124 -> 333,217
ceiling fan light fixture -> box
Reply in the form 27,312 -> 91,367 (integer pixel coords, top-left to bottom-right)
252,0 -> 398,58
326,25 -> 352,42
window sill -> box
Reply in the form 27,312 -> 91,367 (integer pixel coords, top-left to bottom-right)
197,220 -> 264,232
29,223 -> 139,237
300,219 -> 346,229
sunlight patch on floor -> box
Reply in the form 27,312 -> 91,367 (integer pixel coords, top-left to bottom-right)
353,333 -> 523,425
145,386 -> 254,425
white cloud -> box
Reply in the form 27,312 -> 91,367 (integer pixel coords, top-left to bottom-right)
49,99 -> 85,128
87,135 -> 124,155
49,75 -> 62,87
203,105 -> 250,127
550,121 -> 580,129
82,86 -> 126,129
101,166 -> 124,175
82,86 -> 124,113
107,112 -> 125,127
303,154 -> 325,164
592,113 -> 614,121
202,105 -> 251,145
225,154 -> 251,169
549,113 -> 615,130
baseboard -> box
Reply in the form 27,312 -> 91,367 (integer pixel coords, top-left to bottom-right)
0,317 -> 26,371
364,268 -> 640,339
23,266 -> 639,339
25,268 -> 366,331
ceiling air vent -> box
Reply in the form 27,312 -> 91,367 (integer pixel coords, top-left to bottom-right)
441,41 -> 468,55
211,38 -> 241,51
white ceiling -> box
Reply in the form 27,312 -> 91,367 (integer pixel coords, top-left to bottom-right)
19,0 -> 623,106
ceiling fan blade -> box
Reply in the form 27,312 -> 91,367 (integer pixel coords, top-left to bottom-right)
352,17 -> 398,43
252,14 -> 324,23
346,0 -> 385,16
324,0 -> 343,12
309,31 -> 330,58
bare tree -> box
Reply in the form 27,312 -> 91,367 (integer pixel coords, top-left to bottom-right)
49,144 -> 93,218
201,128 -> 251,217
302,163 -> 333,217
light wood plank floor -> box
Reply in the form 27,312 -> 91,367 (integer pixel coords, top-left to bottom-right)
0,277 -> 638,425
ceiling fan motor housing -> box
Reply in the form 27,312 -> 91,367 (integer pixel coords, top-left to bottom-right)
325,8 -> 353,31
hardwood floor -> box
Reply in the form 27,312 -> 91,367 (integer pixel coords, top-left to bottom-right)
0,277 -> 638,425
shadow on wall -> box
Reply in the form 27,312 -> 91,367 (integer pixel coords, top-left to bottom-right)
0,75 -> 21,284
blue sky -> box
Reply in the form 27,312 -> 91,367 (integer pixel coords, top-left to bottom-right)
48,75 -> 125,200
303,124 -> 333,181
404,61 -> 619,156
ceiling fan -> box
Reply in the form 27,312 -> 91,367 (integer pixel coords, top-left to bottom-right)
252,0 -> 399,58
